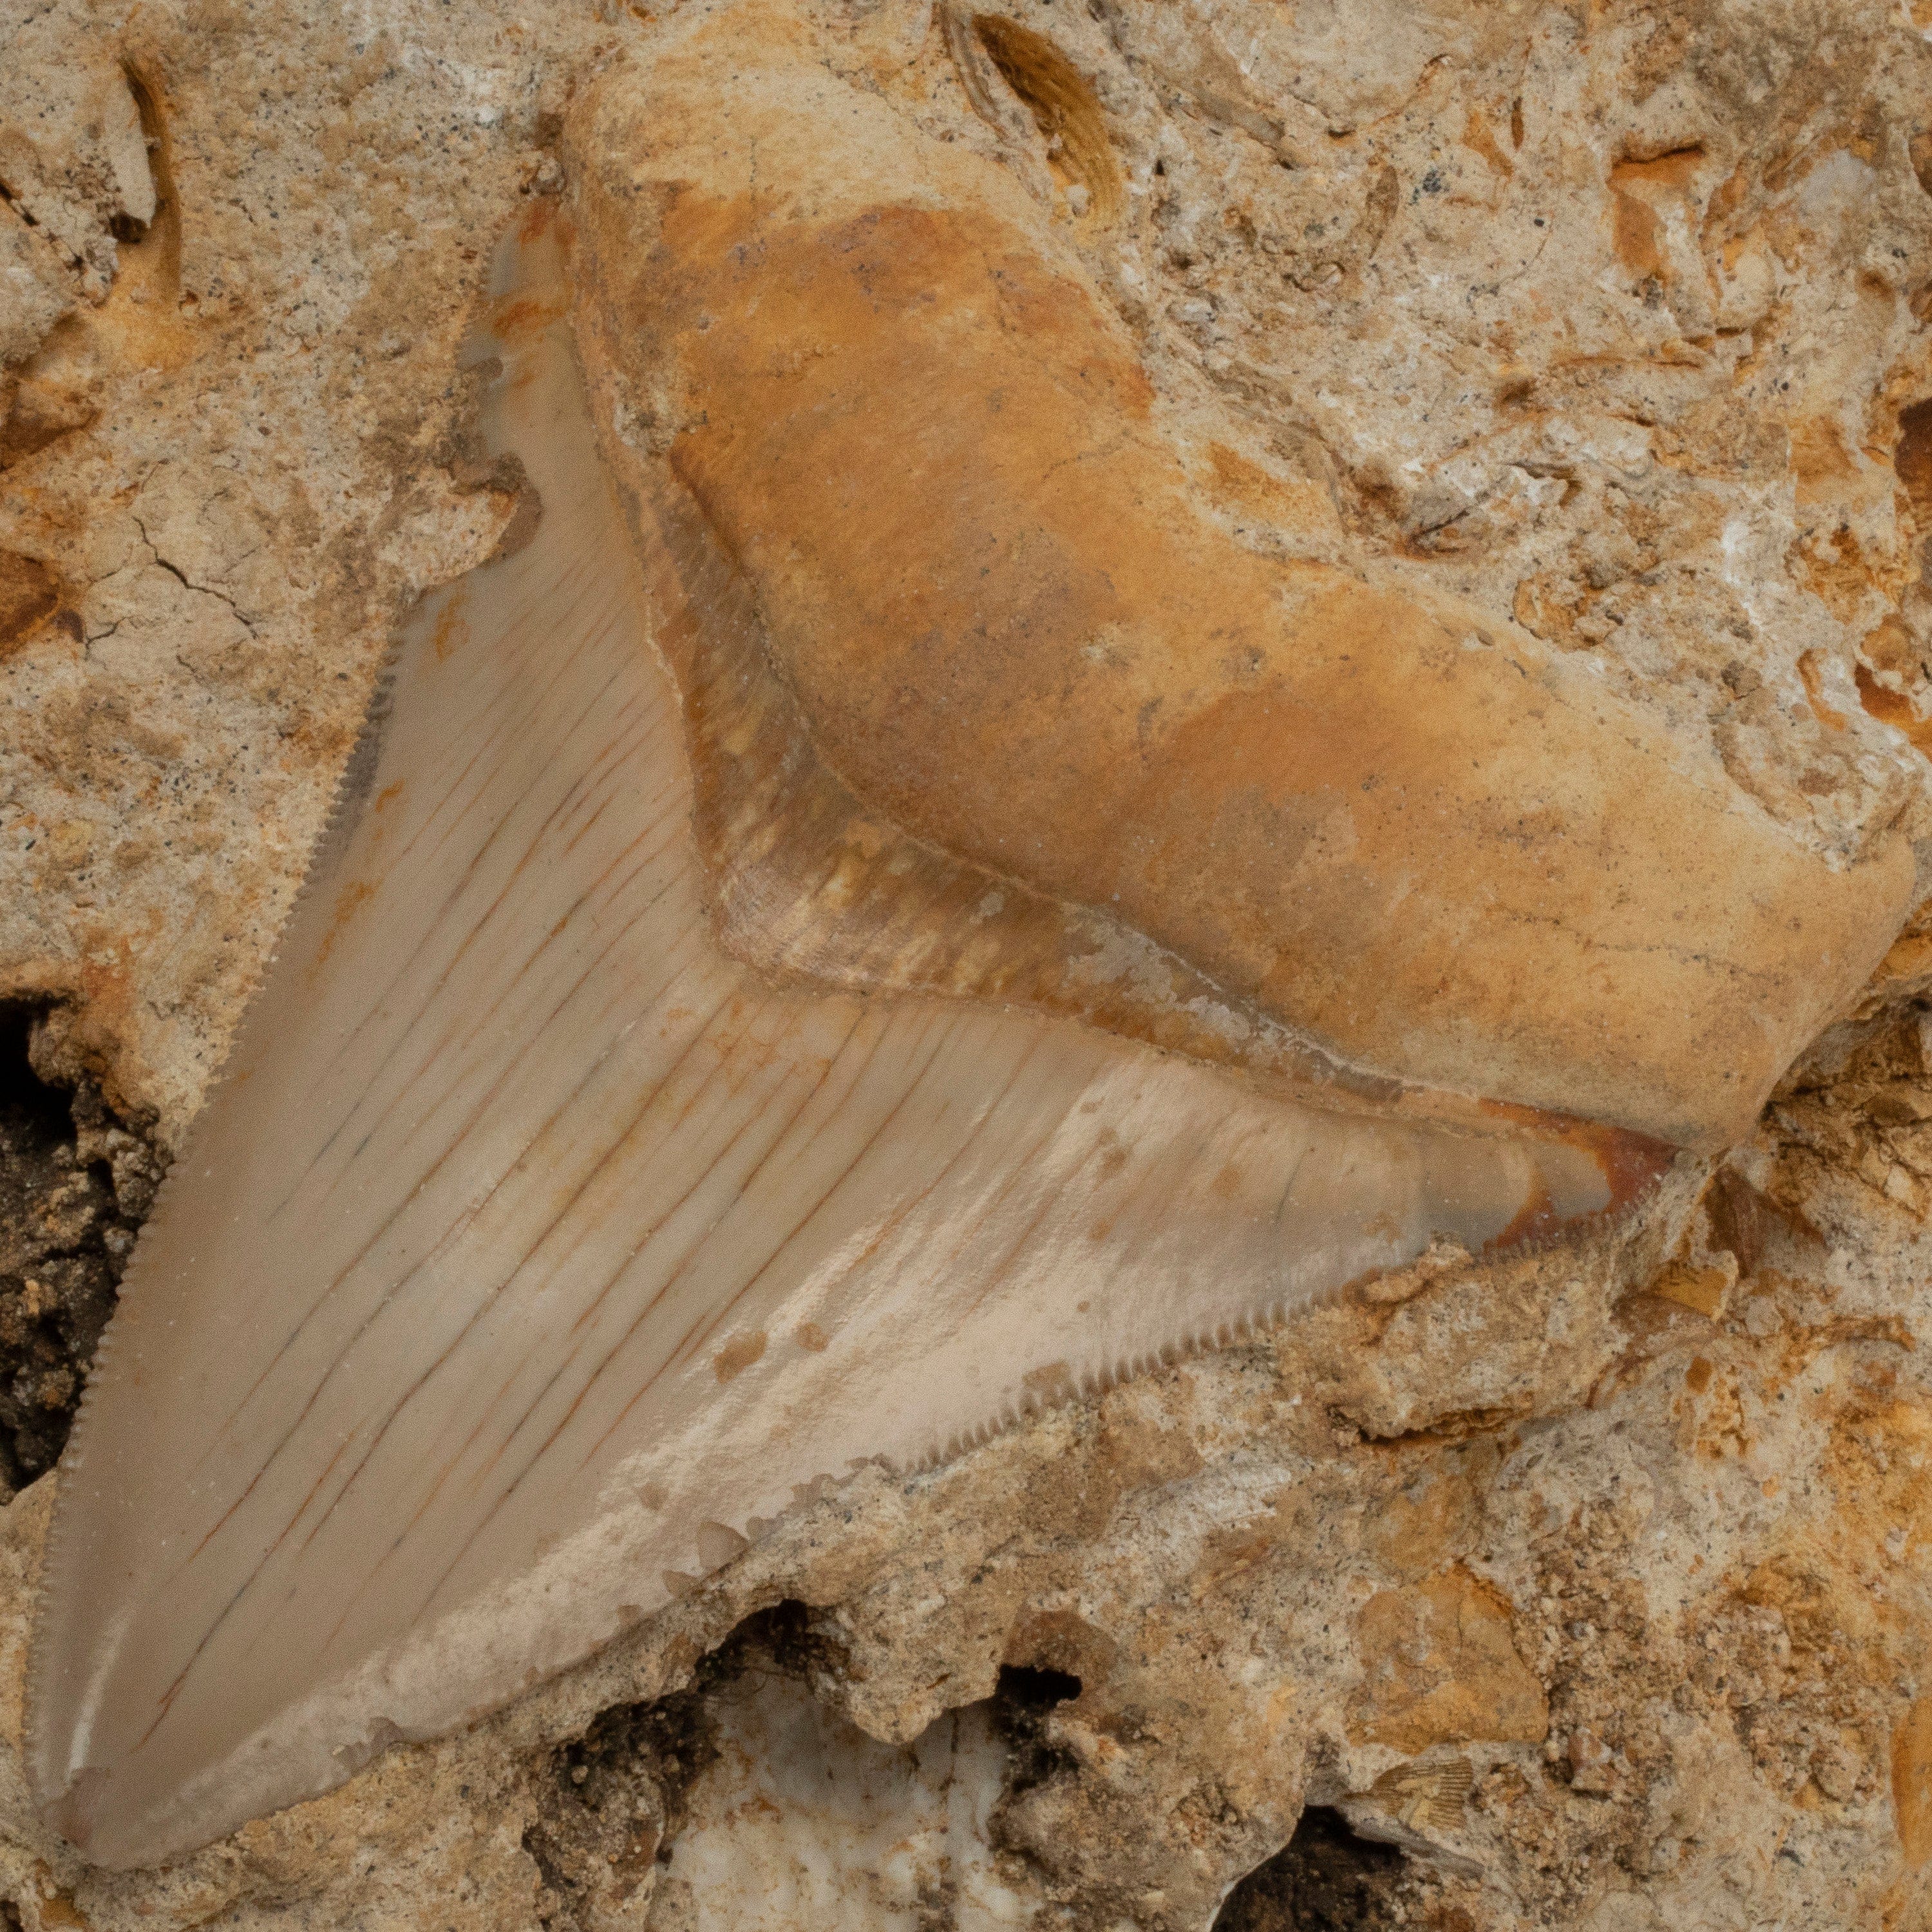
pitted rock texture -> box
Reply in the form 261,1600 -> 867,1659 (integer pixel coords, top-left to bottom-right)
5,0 -> 1932,1925
0,1003 -> 158,1491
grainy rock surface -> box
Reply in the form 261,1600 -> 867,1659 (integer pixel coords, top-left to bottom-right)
6,0 -> 1932,1924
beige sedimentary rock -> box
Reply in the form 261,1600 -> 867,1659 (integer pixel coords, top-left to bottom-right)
5,0 -> 1932,1923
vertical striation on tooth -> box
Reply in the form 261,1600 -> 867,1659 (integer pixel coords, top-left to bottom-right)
21,2 -> 1908,1875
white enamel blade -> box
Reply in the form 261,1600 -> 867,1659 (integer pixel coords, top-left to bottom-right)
26,205 -> 1630,1869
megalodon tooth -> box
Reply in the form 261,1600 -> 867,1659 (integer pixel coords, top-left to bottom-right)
26,5 -> 1913,1870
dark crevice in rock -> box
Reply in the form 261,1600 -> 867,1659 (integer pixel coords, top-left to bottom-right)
0,1000 -> 162,1492
524,1672 -> 714,1931
725,1593 -> 853,1689
1213,1806 -> 1412,1931
987,1661 -> 1082,1801
524,1600 -> 840,1929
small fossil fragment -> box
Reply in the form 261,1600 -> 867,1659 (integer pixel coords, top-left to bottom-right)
24,3 -> 1912,1871
1336,1754 -> 1480,1870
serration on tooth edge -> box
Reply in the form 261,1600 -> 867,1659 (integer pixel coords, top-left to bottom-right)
20,277 -> 516,1831
22,319 -> 469,1779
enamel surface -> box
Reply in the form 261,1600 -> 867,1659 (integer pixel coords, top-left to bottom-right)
24,204 -> 1627,1869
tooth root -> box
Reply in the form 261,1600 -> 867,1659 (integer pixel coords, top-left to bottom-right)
567,11 -> 1909,1155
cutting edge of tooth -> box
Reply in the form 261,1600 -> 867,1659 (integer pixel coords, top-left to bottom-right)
19,252 -> 550,1828
680,1165 -> 1672,1559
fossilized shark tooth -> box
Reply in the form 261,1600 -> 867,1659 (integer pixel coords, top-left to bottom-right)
25,6 -> 1909,1872
21,200 -> 1633,1874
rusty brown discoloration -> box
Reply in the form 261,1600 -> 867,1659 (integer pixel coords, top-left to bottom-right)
430,600 -> 468,663
969,13 -> 1123,225
565,24 -> 1912,1152
1486,1171 -> 1558,1255
1895,1694 -> 1932,1870
1859,661 -> 1932,755
712,1331 -> 768,1384
0,553 -> 61,659
1607,151 -> 1707,281
310,879 -> 375,974
1799,650 -> 1851,731
1461,106 -> 1514,179
1895,398 -> 1932,515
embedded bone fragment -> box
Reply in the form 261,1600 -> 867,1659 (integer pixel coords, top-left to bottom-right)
24,204 -> 1629,1871
565,7 -> 1913,1153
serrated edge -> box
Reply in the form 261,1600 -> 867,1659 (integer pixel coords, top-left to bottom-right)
22,199 -> 565,1836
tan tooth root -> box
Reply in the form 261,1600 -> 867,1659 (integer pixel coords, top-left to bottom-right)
26,198 -> 1642,1871
565,7 -> 1911,1155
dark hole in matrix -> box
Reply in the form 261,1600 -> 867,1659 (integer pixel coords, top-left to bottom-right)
0,1001 -> 162,1490
1215,1805 -> 1416,1932
988,1661 -> 1083,1800
522,1600 -> 835,1922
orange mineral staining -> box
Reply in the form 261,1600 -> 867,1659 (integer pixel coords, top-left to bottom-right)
569,8 -> 1909,1153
